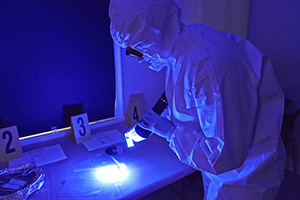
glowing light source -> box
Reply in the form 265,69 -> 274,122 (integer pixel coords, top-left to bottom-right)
125,133 -> 135,148
95,163 -> 129,184
124,125 -> 146,148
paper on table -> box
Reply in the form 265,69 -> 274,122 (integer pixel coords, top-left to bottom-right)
9,144 -> 67,167
83,129 -> 125,151
57,169 -> 103,198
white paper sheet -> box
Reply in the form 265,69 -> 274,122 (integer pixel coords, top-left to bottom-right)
83,129 -> 125,151
9,144 -> 67,167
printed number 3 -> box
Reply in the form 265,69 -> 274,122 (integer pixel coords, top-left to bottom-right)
2,131 -> 16,154
77,117 -> 86,136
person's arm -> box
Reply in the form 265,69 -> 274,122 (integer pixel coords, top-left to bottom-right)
169,75 -> 258,175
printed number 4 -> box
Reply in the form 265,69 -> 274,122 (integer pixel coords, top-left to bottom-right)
77,117 -> 86,136
2,131 -> 16,154
133,106 -> 139,122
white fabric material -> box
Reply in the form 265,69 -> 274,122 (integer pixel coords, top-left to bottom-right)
139,109 -> 176,141
109,0 -> 181,71
109,0 -> 286,199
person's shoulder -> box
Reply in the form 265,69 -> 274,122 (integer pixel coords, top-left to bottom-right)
184,23 -> 230,45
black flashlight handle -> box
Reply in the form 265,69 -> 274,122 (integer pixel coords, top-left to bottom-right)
135,92 -> 168,138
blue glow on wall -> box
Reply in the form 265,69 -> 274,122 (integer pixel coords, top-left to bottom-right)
0,0 -> 115,137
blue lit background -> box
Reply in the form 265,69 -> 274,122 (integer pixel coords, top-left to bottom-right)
0,0 -> 115,137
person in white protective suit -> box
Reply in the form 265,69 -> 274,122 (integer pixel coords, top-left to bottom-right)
109,0 -> 286,199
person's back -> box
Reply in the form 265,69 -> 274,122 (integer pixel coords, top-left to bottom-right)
109,0 -> 286,199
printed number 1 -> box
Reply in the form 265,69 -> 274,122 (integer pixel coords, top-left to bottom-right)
133,106 -> 139,122
2,131 -> 16,154
77,117 -> 86,136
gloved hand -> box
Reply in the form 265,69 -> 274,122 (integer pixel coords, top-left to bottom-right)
138,109 -> 176,140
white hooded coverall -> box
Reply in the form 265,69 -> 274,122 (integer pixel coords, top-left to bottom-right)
109,0 -> 286,199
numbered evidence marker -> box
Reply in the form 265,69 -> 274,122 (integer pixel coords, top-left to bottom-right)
0,126 -> 23,163
70,113 -> 92,144
127,103 -> 142,126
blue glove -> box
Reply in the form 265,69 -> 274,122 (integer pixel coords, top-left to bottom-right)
139,109 -> 176,140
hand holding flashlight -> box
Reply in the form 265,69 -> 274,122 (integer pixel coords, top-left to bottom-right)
124,92 -> 169,147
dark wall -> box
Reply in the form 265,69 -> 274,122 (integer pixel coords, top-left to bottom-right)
249,0 -> 300,100
0,0 -> 115,137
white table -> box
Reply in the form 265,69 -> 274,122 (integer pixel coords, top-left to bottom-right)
20,123 -> 195,200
